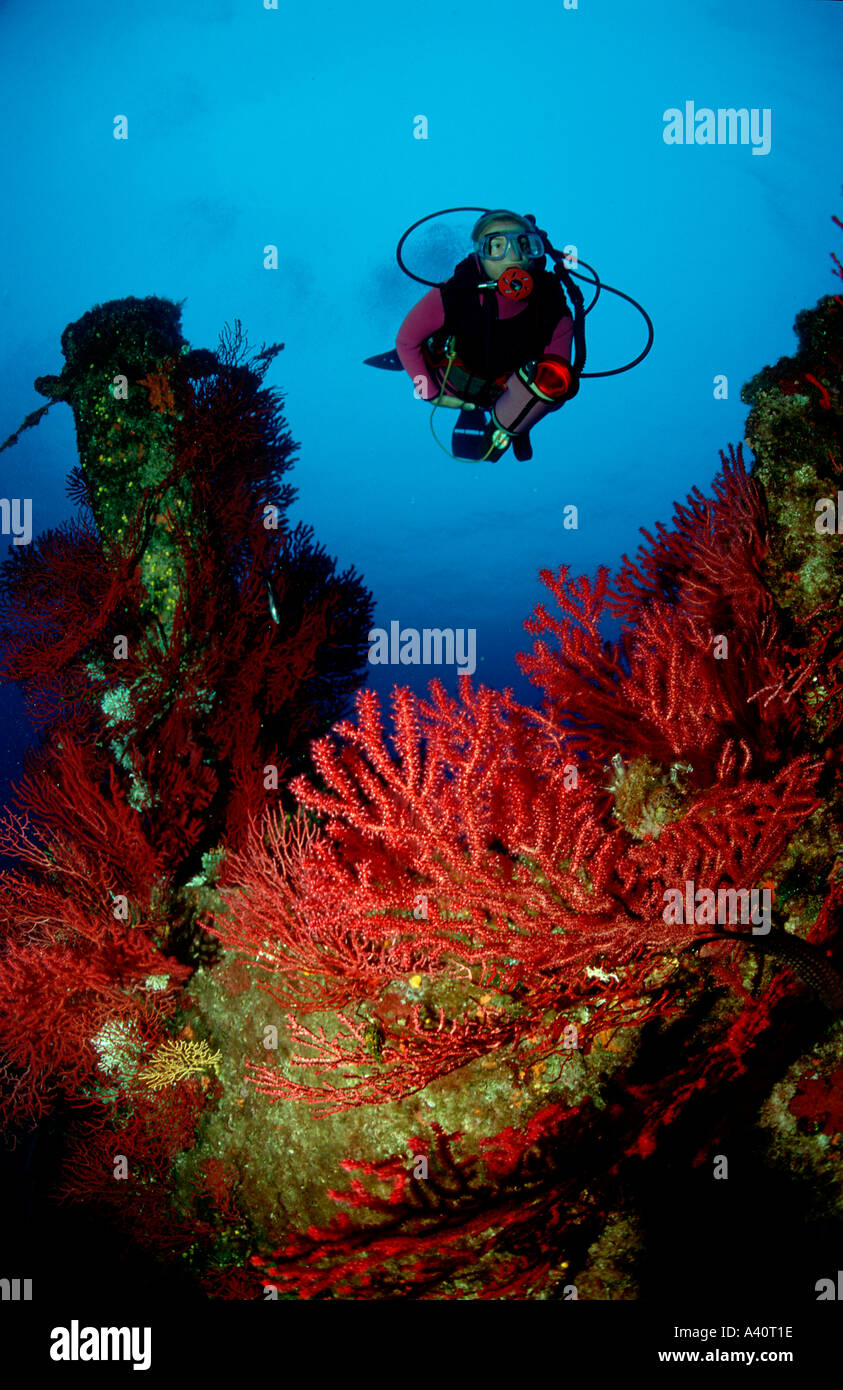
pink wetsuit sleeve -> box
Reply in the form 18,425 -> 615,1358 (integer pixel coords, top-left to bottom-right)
542,313 -> 574,363
395,289 -> 446,383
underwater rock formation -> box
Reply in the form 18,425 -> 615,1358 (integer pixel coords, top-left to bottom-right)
0,296 -> 373,1130
0,225 -> 840,1301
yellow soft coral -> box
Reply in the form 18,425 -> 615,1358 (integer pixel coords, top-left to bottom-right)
137,1038 -> 221,1091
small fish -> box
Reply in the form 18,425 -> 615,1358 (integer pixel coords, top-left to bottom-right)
257,558 -> 281,625
266,577 -> 280,625
691,930 -> 843,1011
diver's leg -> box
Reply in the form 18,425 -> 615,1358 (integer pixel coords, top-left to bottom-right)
512,430 -> 533,461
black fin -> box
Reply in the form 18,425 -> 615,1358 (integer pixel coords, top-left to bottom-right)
451,408 -> 491,459
363,350 -> 404,370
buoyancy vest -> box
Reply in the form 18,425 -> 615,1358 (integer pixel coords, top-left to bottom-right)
436,255 -> 572,380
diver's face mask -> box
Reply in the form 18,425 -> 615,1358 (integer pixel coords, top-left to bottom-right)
476,230 -> 544,262
475,226 -> 543,300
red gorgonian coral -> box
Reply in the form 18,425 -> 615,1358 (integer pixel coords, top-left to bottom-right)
208,446 -> 822,1115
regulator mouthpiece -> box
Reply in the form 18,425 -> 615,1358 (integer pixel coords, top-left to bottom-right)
497,266 -> 533,300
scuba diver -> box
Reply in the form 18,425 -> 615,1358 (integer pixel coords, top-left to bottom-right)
366,205 -> 652,462
394,209 -> 576,462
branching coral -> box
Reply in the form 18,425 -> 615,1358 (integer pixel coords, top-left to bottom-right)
207,444 -> 823,1117
2,227 -> 841,1303
0,299 -> 373,1143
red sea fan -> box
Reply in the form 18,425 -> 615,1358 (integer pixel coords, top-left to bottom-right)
0,512 -> 147,736
787,1064 -> 843,1137
54,1083 -> 209,1259
210,685 -> 675,1112
209,696 -> 816,1113
516,446 -> 799,782
0,737 -> 190,1127
0,926 -> 185,1128
206,444 -> 822,1116
610,443 -> 769,627
0,736 -> 168,901
247,1111 -> 585,1299
0,297 -> 375,1150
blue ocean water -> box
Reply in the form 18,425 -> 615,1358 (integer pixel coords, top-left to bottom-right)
0,0 -> 840,803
